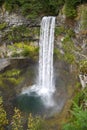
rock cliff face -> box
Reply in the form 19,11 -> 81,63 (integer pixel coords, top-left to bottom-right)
0,8 -> 40,48
55,4 -> 87,87
0,4 -> 87,60
0,8 -> 40,26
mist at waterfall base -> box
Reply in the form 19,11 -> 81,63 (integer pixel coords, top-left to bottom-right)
17,17 -> 62,115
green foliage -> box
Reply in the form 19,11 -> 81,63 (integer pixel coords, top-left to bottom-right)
0,0 -> 87,19
6,25 -> 39,43
0,97 -> 8,129
0,69 -> 23,87
54,48 -> 63,59
65,0 -> 81,6
62,35 -> 74,52
63,87 -> 87,130
63,53 -> 76,64
11,108 -> 23,130
62,35 -> 76,64
67,29 -> 75,37
27,113 -> 44,130
2,0 -> 64,18
21,1 -> 42,19
64,5 -> 77,18
63,103 -> 87,130
21,47 -> 31,57
4,0 -> 20,12
64,0 -> 81,18
73,88 -> 87,110
73,91 -> 83,106
43,0 -> 64,15
11,51 -> 21,57
55,26 -> 75,37
81,6 -> 87,30
21,45 -> 39,58
3,69 -> 21,77
55,26 -> 65,36
8,77 -> 24,85
7,25 -> 25,42
26,13 -> 38,19
0,23 -> 7,30
79,60 -> 87,74
55,27 -> 76,64
0,80 -> 4,87
7,42 -> 39,58
63,123 -> 76,130
54,34 -> 76,64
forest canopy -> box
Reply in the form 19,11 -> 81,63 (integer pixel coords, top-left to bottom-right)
0,0 -> 87,18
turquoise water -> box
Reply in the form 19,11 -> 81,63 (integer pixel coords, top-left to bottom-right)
16,92 -> 46,115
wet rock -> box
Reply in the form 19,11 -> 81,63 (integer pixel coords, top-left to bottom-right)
79,74 -> 87,88
0,59 -> 10,71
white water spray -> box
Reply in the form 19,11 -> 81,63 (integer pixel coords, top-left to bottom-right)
22,16 -> 56,107
39,16 -> 55,93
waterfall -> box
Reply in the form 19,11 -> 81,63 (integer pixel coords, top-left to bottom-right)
38,16 -> 55,94
22,16 -> 56,107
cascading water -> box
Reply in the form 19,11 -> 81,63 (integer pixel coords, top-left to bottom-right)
38,16 -> 55,94
22,16 -> 56,108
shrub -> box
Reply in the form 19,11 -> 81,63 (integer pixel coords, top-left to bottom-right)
64,0 -> 81,18
3,69 -> 21,77
11,51 -> 21,57
64,5 -> 77,18
63,86 -> 87,130
63,103 -> 87,130
0,97 -> 8,129
7,42 -> 39,58
11,108 -> 23,130
79,60 -> 87,74
62,35 -> 76,64
27,113 -> 44,130
66,29 -> 75,37
0,23 -> 7,30
6,26 -> 39,44
55,26 -> 65,36
0,69 -> 23,86
19,44 -> 39,58
81,6 -> 87,30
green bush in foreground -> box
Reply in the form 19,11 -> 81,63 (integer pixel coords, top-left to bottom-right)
11,108 -> 23,130
63,105 -> 87,130
0,97 -> 8,130
27,113 -> 44,130
63,87 -> 87,130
